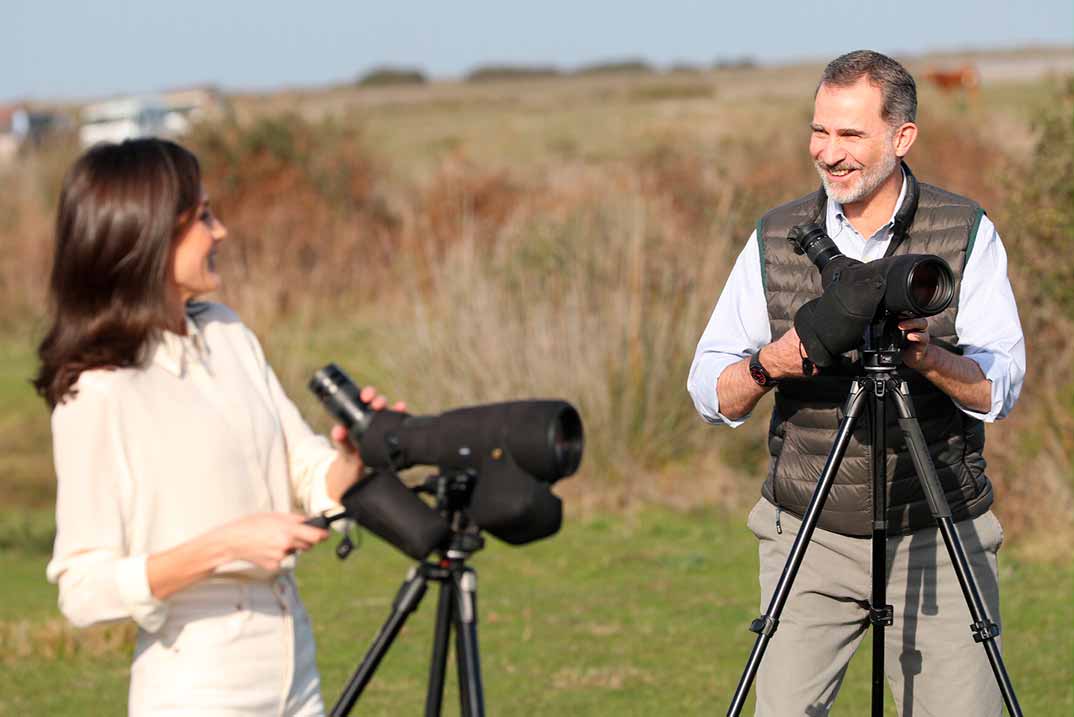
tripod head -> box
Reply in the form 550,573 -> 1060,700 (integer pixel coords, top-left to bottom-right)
415,472 -> 486,559
861,317 -> 908,373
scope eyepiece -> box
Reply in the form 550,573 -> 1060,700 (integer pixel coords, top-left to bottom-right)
309,364 -> 375,436
789,223 -> 842,272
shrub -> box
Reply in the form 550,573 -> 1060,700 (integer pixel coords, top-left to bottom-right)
357,66 -> 428,87
575,58 -> 654,75
464,65 -> 561,83
184,115 -> 400,327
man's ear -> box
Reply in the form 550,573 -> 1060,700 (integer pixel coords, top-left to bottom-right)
893,122 -> 918,158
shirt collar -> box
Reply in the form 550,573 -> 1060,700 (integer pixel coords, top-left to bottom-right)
147,309 -> 211,377
827,166 -> 908,240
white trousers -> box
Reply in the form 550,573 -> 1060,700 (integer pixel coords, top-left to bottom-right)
129,574 -> 324,716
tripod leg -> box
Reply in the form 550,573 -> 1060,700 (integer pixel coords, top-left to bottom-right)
453,567 -> 485,717
727,379 -> 869,717
424,581 -> 454,717
869,384 -> 893,717
888,383 -> 1023,717
329,566 -> 429,717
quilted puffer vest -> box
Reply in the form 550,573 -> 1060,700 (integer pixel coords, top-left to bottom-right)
757,172 -> 992,536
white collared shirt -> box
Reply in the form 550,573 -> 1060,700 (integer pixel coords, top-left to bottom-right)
46,303 -> 340,632
687,177 -> 1026,427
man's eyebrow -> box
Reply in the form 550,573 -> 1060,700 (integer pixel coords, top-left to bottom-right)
810,123 -> 866,137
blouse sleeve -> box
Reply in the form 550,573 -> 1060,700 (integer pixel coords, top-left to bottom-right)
263,362 -> 340,516
45,379 -> 168,632
234,318 -> 339,516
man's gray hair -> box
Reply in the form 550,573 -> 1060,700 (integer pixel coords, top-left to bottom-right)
818,50 -> 917,125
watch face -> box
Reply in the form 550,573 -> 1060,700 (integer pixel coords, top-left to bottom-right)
749,364 -> 770,386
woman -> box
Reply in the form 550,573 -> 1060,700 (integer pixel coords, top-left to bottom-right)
35,138 -> 397,715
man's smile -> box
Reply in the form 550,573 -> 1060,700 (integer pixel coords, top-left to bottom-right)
821,163 -> 860,179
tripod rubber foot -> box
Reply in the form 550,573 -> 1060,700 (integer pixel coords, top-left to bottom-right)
971,620 -> 1001,643
749,615 -> 779,637
869,605 -> 894,627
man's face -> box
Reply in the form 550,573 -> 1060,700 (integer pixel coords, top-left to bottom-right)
810,77 -> 900,206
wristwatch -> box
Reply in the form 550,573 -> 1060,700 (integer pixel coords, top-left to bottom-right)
748,350 -> 778,388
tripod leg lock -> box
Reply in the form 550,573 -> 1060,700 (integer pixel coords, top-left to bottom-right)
749,615 -> 779,637
869,604 -> 894,627
970,619 -> 1001,643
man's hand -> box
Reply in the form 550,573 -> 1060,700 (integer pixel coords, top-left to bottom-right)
714,328 -> 817,421
764,327 -> 819,379
897,318 -> 992,413
899,318 -> 933,370
794,262 -> 887,367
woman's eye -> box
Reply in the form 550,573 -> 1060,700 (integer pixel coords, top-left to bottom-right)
200,210 -> 213,223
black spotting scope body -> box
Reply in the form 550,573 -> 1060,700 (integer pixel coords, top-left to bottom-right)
309,365 -> 584,547
788,222 -> 955,319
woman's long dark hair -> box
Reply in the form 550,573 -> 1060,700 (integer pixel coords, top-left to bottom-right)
34,138 -> 202,407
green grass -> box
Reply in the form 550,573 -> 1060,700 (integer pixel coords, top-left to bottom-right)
1,507 -> 1069,715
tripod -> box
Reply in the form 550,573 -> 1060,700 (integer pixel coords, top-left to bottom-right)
325,473 -> 488,717
726,324 -> 1023,717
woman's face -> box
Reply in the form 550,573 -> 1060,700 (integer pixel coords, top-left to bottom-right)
169,192 -> 227,304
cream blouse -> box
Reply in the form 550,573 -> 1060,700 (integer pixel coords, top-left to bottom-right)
46,302 -> 340,634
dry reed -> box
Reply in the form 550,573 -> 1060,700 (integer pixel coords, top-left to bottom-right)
3,77 -> 1070,552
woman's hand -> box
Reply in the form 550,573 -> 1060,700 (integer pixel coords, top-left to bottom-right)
147,512 -> 330,599
214,512 -> 330,572
325,386 -> 407,502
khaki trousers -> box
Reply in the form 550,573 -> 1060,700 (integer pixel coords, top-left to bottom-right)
747,497 -> 1005,717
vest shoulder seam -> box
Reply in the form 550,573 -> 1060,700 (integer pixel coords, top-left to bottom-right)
963,207 -> 986,271
756,217 -> 767,293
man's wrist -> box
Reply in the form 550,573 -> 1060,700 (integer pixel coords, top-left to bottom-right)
907,343 -> 939,373
921,344 -> 941,371
749,348 -> 779,388
762,332 -> 815,380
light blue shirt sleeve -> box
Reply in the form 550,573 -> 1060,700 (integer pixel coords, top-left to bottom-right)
686,231 -> 772,427
952,215 -> 1026,422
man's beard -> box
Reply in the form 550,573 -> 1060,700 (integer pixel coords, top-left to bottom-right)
815,145 -> 899,206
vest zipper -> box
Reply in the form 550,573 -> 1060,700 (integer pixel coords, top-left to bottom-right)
775,507 -> 783,535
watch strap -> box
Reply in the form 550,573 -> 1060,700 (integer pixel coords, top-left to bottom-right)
748,351 -> 778,388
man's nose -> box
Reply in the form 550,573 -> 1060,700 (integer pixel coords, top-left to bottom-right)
817,137 -> 846,166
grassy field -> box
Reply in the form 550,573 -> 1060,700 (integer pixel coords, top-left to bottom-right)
0,506 -> 1070,715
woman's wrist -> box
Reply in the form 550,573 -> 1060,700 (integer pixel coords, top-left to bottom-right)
325,453 -> 363,503
147,531 -> 233,600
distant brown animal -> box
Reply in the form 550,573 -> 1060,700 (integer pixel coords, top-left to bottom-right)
923,65 -> 980,94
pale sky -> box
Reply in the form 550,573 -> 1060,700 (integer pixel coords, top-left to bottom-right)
5,0 -> 1072,102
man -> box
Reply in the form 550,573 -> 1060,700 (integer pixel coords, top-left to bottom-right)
687,50 -> 1024,716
